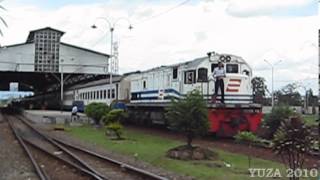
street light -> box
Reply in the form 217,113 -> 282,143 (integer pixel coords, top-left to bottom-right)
91,17 -> 132,85
264,59 -> 282,108
60,59 -> 64,112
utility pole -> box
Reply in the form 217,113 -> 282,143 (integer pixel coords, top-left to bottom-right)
60,59 -> 64,112
264,59 -> 282,108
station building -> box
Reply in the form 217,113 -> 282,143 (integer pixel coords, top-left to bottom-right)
0,27 -> 110,91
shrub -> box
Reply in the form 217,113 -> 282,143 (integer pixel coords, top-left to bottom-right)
85,102 -> 109,125
234,131 -> 257,168
262,105 -> 294,139
165,90 -> 209,148
273,116 -> 314,179
103,109 -> 127,140
106,122 -> 123,140
102,109 -> 128,124
234,131 -> 257,143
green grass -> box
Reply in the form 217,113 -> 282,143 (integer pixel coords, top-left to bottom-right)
68,126 -> 317,180
302,114 -> 319,126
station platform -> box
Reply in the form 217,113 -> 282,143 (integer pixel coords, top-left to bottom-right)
23,110 -> 90,125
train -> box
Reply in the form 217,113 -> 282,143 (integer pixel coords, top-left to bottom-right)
61,51 -> 263,137
18,52 -> 262,136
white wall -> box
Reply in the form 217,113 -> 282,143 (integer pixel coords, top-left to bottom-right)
59,44 -> 108,74
0,43 -> 35,72
262,106 -> 319,114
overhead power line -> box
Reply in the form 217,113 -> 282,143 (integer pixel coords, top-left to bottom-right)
133,0 -> 191,25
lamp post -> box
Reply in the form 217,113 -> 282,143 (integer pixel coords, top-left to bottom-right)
264,59 -> 282,108
91,17 -> 132,85
60,59 -> 64,111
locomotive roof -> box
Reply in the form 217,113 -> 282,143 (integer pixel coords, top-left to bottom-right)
138,53 -> 250,73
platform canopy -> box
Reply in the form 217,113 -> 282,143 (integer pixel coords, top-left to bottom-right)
0,27 -> 110,92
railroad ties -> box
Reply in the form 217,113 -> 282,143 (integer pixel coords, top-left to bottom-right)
3,113 -> 168,180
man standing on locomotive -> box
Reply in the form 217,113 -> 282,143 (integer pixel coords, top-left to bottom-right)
212,62 -> 226,103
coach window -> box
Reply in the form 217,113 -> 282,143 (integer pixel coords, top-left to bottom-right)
197,68 -> 208,82
103,90 -> 106,99
143,80 -> 147,89
226,64 -> 239,74
108,89 -> 111,99
111,89 -> 115,99
184,70 -> 196,84
173,67 -> 178,80
100,90 -> 103,99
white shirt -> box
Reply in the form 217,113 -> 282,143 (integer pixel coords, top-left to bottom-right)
213,67 -> 225,79
72,106 -> 78,113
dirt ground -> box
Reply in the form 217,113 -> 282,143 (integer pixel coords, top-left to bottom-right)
0,114 -> 39,180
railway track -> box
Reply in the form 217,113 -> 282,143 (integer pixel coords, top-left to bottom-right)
5,114 -> 168,180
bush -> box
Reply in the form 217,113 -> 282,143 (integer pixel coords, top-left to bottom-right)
234,131 -> 258,169
234,131 -> 257,143
102,109 -> 128,124
103,109 -> 127,140
106,122 -> 123,140
273,116 -> 314,178
165,90 -> 209,148
85,102 -> 110,125
262,105 -> 294,139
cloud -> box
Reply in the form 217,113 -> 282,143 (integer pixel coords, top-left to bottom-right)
0,0 -> 318,94
225,0 -> 316,17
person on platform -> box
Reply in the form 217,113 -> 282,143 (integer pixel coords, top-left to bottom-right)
71,105 -> 78,122
212,62 -> 226,104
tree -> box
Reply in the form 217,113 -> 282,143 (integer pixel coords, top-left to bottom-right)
0,1 -> 7,37
165,90 -> 209,148
275,83 -> 302,106
273,117 -> 314,180
84,102 -> 109,125
251,77 -> 268,104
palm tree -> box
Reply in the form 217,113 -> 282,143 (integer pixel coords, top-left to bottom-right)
0,0 -> 8,36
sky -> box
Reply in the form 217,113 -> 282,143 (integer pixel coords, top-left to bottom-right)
0,0 -> 318,97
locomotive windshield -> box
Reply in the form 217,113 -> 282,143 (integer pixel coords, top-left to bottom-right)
226,64 -> 239,74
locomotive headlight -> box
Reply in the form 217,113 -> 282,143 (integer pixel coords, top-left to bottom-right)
219,56 -> 226,62
207,51 -> 216,61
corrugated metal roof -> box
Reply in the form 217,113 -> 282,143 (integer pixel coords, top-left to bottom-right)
68,75 -> 122,90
